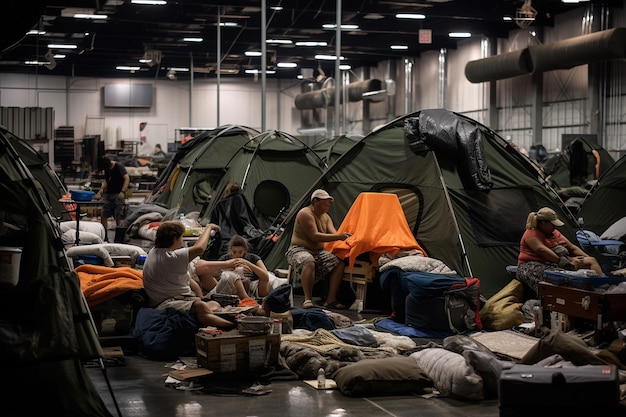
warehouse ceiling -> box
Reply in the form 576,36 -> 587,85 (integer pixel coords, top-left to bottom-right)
0,0 -> 614,81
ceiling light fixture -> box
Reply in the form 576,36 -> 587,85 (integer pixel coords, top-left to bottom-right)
339,64 -> 351,70
26,30 -> 46,36
183,37 -> 203,42
116,65 -> 140,71
277,62 -> 297,68
245,51 -> 262,57
449,32 -> 472,38
270,6 -> 283,11
74,14 -> 108,20
322,24 -> 360,30
48,44 -> 78,49
390,45 -> 408,50
131,0 -> 167,5
314,54 -> 345,60
266,39 -> 293,44
219,22 -> 239,27
245,69 -> 276,74
295,41 -> 327,47
395,13 -> 426,20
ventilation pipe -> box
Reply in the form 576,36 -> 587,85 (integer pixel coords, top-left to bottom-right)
294,79 -> 384,109
464,48 -> 532,83
464,27 -> 626,83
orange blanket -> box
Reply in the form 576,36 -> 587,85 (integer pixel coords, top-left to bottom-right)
75,264 -> 144,307
325,192 -> 425,267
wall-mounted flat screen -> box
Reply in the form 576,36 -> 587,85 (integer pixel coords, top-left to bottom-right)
103,84 -> 153,108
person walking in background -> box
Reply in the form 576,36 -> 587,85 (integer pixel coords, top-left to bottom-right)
95,156 -> 130,236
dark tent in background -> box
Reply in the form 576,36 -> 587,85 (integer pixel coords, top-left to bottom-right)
578,154 -> 626,236
543,136 -> 614,191
144,125 -> 259,215
263,109 -> 579,298
6,130 -> 71,221
0,127 -> 114,416
311,134 -> 363,166
200,130 -> 328,257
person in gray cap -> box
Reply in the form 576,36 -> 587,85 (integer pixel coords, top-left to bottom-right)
516,207 -> 602,297
286,189 -> 351,309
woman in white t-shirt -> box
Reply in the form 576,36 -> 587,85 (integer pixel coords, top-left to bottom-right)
142,221 -> 238,329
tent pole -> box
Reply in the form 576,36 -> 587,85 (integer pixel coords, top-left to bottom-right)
432,154 -> 473,276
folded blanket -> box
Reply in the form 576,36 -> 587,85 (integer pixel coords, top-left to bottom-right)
75,264 -> 144,307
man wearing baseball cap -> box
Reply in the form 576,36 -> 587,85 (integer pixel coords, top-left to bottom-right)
286,189 -> 351,309
516,207 -> 602,297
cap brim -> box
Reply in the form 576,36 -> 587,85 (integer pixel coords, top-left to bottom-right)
550,219 -> 565,226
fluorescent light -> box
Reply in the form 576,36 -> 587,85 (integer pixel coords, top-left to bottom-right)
48,44 -> 78,49
266,39 -> 293,44
395,13 -> 426,20
390,45 -> 408,50
449,32 -> 471,38
270,6 -> 283,11
183,37 -> 203,42
169,67 -> 189,71
74,14 -> 108,19
245,69 -> 276,74
53,54 -> 66,59
277,62 -> 297,68
297,74 -> 304,79
219,22 -> 239,27
131,0 -> 167,5
503,16 -> 513,21
339,64 -> 351,70
116,66 -> 140,71
139,59 -> 152,63
25,61 -> 50,66
322,24 -> 360,30
27,30 -> 46,35
245,51 -> 262,57
314,54 -> 345,60
295,41 -> 327,47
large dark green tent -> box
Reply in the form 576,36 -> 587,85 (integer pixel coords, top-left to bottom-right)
145,125 -> 259,214
263,109 -> 579,298
0,126 -> 113,416
311,134 -> 362,166
578,154 -> 626,236
200,130 -> 328,246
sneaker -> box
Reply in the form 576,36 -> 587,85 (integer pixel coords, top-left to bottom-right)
302,299 -> 316,309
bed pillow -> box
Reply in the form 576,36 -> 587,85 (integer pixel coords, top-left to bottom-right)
410,348 -> 484,401
333,356 -> 432,397
378,255 -> 457,274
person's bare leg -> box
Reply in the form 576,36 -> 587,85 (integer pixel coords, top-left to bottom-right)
199,275 -> 218,293
234,279 -> 250,299
583,256 -> 603,274
300,262 -> 316,303
325,262 -> 345,305
192,301 -> 234,329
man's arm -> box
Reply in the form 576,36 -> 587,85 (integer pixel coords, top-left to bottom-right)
299,210 -> 349,243
188,223 -> 220,260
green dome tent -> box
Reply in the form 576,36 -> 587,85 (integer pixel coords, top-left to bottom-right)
263,109 -> 579,298
0,126 -> 114,416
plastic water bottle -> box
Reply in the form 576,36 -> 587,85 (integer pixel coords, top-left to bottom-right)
317,367 -> 326,389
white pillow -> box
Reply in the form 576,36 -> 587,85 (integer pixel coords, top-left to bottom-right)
378,255 -> 457,274
410,348 -> 484,401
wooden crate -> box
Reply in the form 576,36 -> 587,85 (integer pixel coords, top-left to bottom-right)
195,330 -> 280,373
538,281 -> 626,323
343,260 -> 376,312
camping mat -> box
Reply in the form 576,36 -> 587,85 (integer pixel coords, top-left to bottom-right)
471,330 -> 539,361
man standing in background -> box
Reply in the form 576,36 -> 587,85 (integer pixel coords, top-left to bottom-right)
95,156 -> 130,238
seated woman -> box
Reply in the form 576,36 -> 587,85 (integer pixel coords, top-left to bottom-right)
516,207 -> 603,297
195,235 -> 270,301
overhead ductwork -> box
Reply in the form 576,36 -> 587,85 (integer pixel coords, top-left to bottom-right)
528,27 -> 626,73
464,49 -> 532,83
464,28 -> 626,83
294,78 -> 383,110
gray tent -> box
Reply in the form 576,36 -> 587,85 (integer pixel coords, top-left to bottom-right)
578,154 -> 626,236
263,109 -> 579,298
145,125 -> 259,215
0,126 -> 114,416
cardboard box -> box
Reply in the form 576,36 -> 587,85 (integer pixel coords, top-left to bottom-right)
195,330 -> 280,373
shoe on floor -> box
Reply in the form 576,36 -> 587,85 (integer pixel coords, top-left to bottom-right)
302,299 -> 316,309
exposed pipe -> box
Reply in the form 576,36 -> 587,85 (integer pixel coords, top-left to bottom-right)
438,48 -> 447,109
261,0 -> 267,131
334,0 -> 342,137
293,79 -> 383,109
216,8 -> 221,126
404,58 -> 413,114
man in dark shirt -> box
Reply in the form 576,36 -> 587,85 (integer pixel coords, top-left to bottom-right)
95,156 -> 130,236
